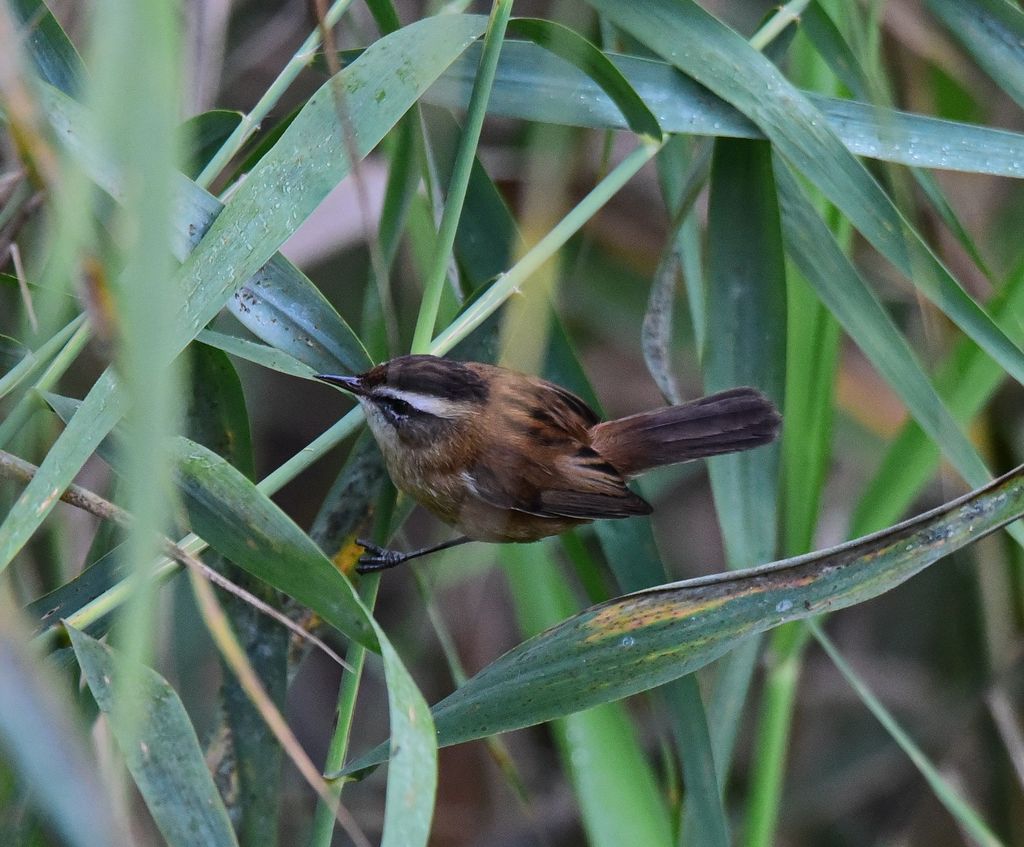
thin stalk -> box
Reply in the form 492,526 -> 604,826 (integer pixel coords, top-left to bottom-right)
41,139 -> 661,643
749,0 -> 811,51
809,620 -> 1003,847
194,0 -> 356,188
410,0 -> 512,353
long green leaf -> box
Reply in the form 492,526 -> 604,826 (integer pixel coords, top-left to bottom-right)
343,463 -> 1024,771
584,0 -> 1024,393
704,139 -> 785,569
68,626 -> 239,847
425,39 -> 1024,178
170,436 -> 378,650
702,139 -> 786,787
197,329 -> 318,380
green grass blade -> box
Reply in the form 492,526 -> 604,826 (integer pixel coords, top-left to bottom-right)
344,465 -> 1024,770
0,313 -> 84,401
800,2 -> 871,99
0,611 -> 121,847
425,40 -> 1024,178
585,0 -> 1024,390
704,138 -> 785,569
307,434 -> 389,847
671,673 -> 729,847
197,330 -> 318,380
701,138 -> 786,795
375,619 -> 437,847
67,626 -> 240,847
809,621 -> 1003,846
926,0 -> 1024,109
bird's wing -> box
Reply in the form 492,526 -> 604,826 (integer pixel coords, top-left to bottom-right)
467,443 -> 652,521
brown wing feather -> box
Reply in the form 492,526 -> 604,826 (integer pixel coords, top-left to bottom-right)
464,374 -> 651,521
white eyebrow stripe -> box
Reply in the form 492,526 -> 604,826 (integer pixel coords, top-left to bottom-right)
375,387 -> 459,418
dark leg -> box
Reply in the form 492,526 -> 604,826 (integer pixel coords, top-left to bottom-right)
355,536 -> 473,573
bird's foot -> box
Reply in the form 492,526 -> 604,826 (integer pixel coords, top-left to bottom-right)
355,539 -> 409,573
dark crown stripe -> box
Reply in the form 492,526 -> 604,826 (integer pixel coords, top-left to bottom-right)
382,355 -> 489,404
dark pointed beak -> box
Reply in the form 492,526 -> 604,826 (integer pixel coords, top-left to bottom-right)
314,373 -> 366,396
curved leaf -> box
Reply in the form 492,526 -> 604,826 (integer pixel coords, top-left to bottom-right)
505,18 -> 661,139
426,39 -> 1024,178
171,437 -> 378,651
226,263 -> 372,375
10,0 -> 84,96
344,463 -> 1024,771
68,627 -> 239,847
927,0 -> 1024,109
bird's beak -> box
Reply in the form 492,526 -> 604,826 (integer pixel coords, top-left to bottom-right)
314,373 -> 366,396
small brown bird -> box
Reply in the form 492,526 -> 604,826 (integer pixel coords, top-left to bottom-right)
317,355 -> 780,572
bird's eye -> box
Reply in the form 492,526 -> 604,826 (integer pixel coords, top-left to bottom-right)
375,395 -> 416,424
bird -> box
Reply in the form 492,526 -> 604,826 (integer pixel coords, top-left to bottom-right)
317,354 -> 780,572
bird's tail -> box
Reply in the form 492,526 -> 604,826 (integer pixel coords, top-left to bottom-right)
590,387 -> 781,477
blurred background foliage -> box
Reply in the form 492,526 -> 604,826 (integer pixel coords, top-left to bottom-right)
1,0 -> 1024,845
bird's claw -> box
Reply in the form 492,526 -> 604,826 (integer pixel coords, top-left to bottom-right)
355,539 -> 407,573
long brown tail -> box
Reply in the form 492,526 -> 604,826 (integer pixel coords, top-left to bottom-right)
590,387 -> 781,477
